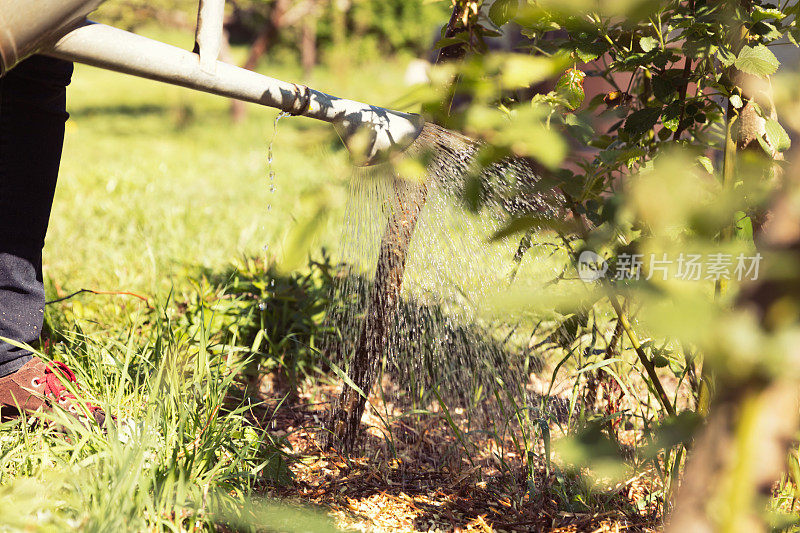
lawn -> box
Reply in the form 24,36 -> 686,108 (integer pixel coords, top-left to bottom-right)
49,30 -> 409,298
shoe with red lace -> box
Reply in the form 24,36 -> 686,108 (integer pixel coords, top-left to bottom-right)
0,357 -> 106,426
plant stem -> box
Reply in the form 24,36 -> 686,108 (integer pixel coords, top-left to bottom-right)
697,101 -> 738,417
565,204 -> 675,418
719,99 -> 738,259
672,0 -> 696,141
608,294 -> 677,417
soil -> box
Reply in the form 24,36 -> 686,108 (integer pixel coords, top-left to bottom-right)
236,372 -> 664,532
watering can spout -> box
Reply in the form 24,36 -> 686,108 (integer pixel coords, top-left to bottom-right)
0,0 -> 424,166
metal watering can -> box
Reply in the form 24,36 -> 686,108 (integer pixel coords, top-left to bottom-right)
0,0 -> 425,165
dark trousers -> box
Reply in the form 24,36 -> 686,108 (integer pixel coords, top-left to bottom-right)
0,56 -> 73,378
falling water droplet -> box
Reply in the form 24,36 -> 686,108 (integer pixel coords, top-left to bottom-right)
262,111 -> 290,269
265,111 -> 289,205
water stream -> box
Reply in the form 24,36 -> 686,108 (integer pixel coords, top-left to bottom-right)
259,111 -> 290,311
266,111 -> 290,211
325,122 -> 584,457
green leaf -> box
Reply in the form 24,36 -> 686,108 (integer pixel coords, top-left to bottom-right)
748,100 -> 764,116
466,104 -> 567,169
639,36 -> 659,53
489,0 -> 518,27
279,193 -> 333,272
752,21 -> 783,42
434,33 -> 470,50
683,37 -> 715,60
490,215 -> 578,240
499,54 -> 569,89
661,102 -> 681,131
716,47 -> 737,67
598,146 -> 647,166
653,75 -> 675,103
696,156 -> 714,174
624,106 -> 662,138
729,94 -> 743,109
641,412 -> 703,459
652,355 -> 669,368
757,135 -> 773,156
317,352 -> 368,401
788,29 -> 799,48
577,358 -> 624,374
574,40 -> 607,63
735,44 -> 780,77
765,118 -> 791,152
752,6 -> 785,22
554,69 -> 586,110
564,112 -> 595,143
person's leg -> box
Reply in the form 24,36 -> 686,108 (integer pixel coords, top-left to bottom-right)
0,56 -> 106,426
0,55 -> 73,378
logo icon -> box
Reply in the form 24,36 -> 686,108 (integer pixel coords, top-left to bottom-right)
577,250 -> 608,282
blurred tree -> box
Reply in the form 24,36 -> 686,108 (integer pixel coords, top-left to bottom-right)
229,0 -> 291,122
227,0 -> 450,120
94,0 -> 199,30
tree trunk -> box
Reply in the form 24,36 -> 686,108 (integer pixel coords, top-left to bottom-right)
301,15 -> 317,78
325,182 -> 428,452
670,162 -> 800,530
332,0 -> 350,48
669,17 -> 799,524
230,0 -> 290,123
668,381 -> 800,532
324,3 -> 467,453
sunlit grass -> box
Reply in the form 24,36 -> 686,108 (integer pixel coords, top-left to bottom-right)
48,26 -> 417,302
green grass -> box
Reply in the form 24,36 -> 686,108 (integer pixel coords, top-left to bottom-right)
48,25 -> 427,296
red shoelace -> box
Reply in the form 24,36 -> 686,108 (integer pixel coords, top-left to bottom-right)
39,361 -> 101,413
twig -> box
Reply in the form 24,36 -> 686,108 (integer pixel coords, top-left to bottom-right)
46,288 -> 152,308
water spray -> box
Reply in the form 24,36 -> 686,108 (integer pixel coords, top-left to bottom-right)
0,0 -> 425,166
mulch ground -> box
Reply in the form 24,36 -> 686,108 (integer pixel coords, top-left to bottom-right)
236,373 -> 663,532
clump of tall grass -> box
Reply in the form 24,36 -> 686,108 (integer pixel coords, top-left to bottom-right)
177,253 -> 339,398
0,288 -> 339,531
